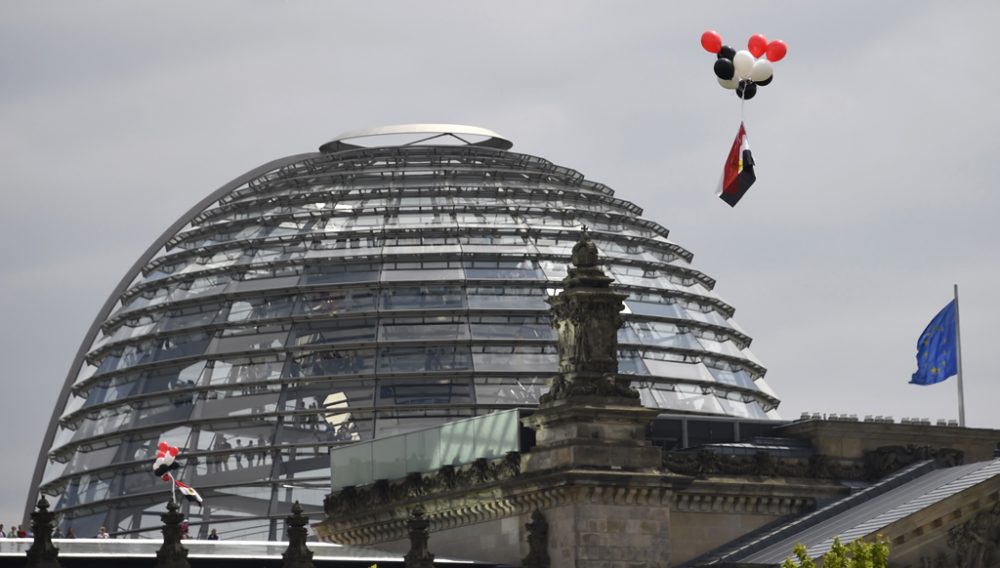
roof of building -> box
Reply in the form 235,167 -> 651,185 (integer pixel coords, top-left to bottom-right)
689,458 -> 1000,567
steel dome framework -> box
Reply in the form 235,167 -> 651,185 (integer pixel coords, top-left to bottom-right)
30,125 -> 779,540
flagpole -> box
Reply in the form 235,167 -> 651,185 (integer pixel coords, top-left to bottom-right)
954,284 -> 966,427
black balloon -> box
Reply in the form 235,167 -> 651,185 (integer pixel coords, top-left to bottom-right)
717,45 -> 736,60
756,74 -> 773,87
713,58 -> 735,80
736,80 -> 757,100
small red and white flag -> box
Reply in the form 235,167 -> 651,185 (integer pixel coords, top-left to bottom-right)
173,479 -> 203,506
717,122 -> 756,207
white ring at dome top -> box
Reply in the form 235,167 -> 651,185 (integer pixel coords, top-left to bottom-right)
320,123 -> 513,152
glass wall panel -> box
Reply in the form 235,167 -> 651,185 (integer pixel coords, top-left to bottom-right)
204,356 -> 284,386
293,318 -> 376,346
464,260 -> 545,280
292,349 -> 375,378
381,286 -> 466,310
303,263 -> 380,285
473,377 -> 547,406
377,346 -> 472,374
376,378 -> 473,407
295,289 -> 377,317
467,286 -> 548,310
625,300 -> 686,319
379,317 -> 470,342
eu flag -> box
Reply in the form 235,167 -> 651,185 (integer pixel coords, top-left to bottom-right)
910,300 -> 958,385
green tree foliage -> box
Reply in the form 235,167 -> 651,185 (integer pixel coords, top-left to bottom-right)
780,536 -> 890,568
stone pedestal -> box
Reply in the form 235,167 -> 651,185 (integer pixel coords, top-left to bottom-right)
520,391 -> 680,568
521,396 -> 661,473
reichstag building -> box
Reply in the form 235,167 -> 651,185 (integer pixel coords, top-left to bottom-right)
28,124 -> 779,540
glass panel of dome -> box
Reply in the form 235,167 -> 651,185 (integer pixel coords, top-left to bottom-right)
472,346 -> 557,373
467,286 -> 548,310
473,377 -> 546,406
684,306 -> 732,328
469,316 -> 554,340
708,367 -> 757,390
631,321 -> 701,350
618,352 -> 649,375
211,328 -> 289,353
538,260 -> 568,281
41,459 -> 70,486
381,286 -> 465,310
378,346 -> 472,374
293,318 -> 376,346
717,398 -> 768,420
642,359 -> 715,383
465,260 -> 544,280
293,349 -> 374,378
151,331 -> 211,362
303,263 -> 380,285
376,378 -> 473,406
625,300 -> 686,319
697,338 -> 746,358
296,289 -> 377,317
381,267 -> 464,282
379,317 -> 470,342
639,387 -> 725,415
118,469 -> 162,498
60,392 -> 87,417
205,356 -> 283,386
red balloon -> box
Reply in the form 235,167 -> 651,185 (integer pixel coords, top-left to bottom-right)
169,446 -> 180,457
158,441 -> 169,452
748,34 -> 768,57
161,474 -> 171,482
157,451 -> 166,459
700,30 -> 722,54
766,39 -> 788,62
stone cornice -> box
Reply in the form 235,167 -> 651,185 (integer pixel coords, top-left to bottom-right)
663,444 -> 964,482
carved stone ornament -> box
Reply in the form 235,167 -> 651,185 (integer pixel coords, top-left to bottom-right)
282,501 -> 316,568
404,504 -> 435,568
325,453 -> 521,519
863,445 -> 964,480
25,496 -> 61,568
540,229 -> 636,403
661,445 -> 962,481
155,500 -> 190,568
522,509 -> 550,568
920,501 -> 1000,568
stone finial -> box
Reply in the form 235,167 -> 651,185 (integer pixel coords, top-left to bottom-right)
541,229 -> 636,402
155,501 -> 190,568
404,505 -> 435,568
521,510 -> 550,568
282,501 -> 316,568
25,496 -> 61,568
570,227 -> 599,268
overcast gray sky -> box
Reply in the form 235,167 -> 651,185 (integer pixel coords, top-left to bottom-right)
2,1 -> 998,526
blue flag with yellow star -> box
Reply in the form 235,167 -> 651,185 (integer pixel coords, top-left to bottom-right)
910,300 -> 958,385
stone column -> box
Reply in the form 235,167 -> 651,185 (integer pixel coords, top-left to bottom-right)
404,505 -> 435,568
520,229 -> 680,568
155,501 -> 190,568
283,501 -> 316,568
25,496 -> 61,568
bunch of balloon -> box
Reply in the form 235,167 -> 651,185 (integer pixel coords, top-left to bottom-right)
701,31 -> 787,100
153,441 -> 181,477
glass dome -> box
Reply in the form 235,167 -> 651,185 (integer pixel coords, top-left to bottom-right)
29,125 -> 779,540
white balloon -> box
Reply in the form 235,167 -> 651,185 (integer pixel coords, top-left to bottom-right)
717,76 -> 739,90
733,50 -> 755,80
750,59 -> 774,82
